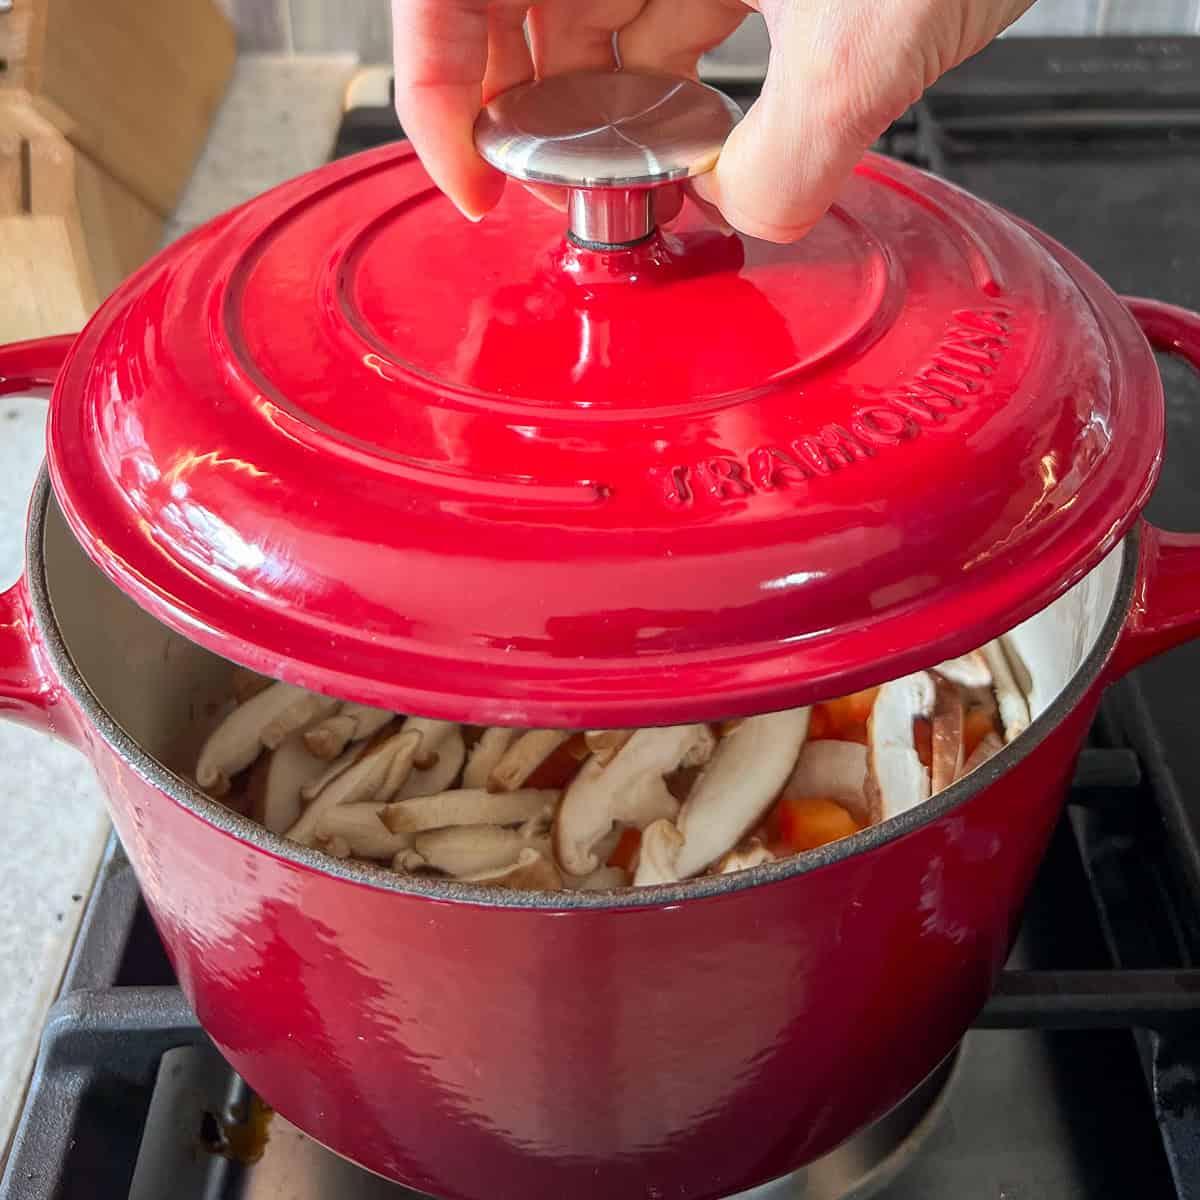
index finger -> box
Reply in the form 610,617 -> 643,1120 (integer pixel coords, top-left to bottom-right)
391,0 -> 514,221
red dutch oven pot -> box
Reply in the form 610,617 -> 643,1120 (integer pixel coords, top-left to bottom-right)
3,70 -> 1200,1199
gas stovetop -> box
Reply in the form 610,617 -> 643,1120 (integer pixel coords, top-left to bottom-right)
7,34 -> 1200,1200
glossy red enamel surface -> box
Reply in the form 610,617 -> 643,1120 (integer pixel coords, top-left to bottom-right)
0,334 -> 75,401
47,144 -> 1161,726
0,338 -> 78,739
1109,300 -> 1200,678
0,579 -> 56,732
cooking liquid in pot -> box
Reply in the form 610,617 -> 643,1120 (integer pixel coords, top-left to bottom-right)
192,642 -> 1025,891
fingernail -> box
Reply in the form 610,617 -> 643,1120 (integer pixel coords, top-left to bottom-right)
450,180 -> 504,223
452,199 -> 487,223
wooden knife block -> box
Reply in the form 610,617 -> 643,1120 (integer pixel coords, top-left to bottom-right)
0,105 -> 160,339
0,0 -> 235,340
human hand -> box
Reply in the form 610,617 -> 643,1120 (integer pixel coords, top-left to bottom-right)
391,0 -> 1035,243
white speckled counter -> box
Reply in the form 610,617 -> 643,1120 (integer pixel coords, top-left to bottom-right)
0,52 -> 357,1152
163,53 -> 359,247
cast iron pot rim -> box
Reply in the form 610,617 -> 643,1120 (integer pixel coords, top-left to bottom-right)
26,470 -> 1137,912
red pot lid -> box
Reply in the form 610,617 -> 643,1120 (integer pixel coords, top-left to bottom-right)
47,70 -> 1161,727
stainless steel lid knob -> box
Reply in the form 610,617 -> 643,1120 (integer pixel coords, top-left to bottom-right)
474,69 -> 742,249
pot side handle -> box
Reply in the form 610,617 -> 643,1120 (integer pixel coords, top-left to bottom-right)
0,334 -> 76,737
1110,298 -> 1200,679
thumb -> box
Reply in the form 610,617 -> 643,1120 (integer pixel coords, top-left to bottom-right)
694,0 -> 1033,243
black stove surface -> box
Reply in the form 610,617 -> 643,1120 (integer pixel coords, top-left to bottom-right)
7,34 -> 1200,1200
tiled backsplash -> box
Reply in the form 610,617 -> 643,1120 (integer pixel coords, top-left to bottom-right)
220,0 -> 1200,58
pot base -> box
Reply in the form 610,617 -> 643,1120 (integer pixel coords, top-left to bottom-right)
131,1039 -> 959,1200
737,1046 -> 960,1199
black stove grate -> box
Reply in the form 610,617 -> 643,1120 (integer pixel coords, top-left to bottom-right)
7,33 -> 1200,1200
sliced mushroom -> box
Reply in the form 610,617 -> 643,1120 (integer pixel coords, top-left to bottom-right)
1000,635 -> 1035,718
715,838 -> 774,875
304,704 -> 396,760
299,717 -> 406,802
304,715 -> 357,761
316,717 -> 409,786
301,740 -> 370,802
488,730 -> 572,792
670,708 -> 810,880
460,848 -> 562,890
632,818 -> 684,886
517,804 -> 556,842
964,685 -> 999,720
561,866 -> 629,891
231,667 -> 273,704
960,731 -> 1003,777
783,739 -> 869,823
415,826 -> 522,876
981,640 -> 1030,743
554,724 -> 715,877
931,652 -> 992,689
196,682 -> 323,797
583,730 -> 634,767
462,727 -> 517,789
592,823 -> 624,865
866,672 -> 936,822
931,679 -> 965,794
286,728 -> 421,846
665,763 -> 703,803
414,824 -> 550,876
244,732 -> 328,834
397,729 -> 466,799
380,787 -> 557,835
399,716 -> 459,769
314,802 -> 415,860
260,690 -> 341,751
393,848 -> 429,873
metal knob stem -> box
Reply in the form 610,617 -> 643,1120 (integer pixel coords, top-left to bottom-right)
474,69 -> 741,249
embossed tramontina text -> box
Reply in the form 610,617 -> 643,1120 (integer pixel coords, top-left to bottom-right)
652,307 -> 1013,507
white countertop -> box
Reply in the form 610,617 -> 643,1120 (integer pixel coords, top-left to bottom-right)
0,51 -> 358,1153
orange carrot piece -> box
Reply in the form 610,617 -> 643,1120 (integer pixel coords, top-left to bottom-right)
808,704 -> 835,741
816,686 -> 883,739
913,717 -> 933,769
770,796 -> 863,853
840,721 -> 869,746
842,687 -> 880,725
963,707 -> 997,759
524,733 -> 590,789
822,688 -> 880,736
